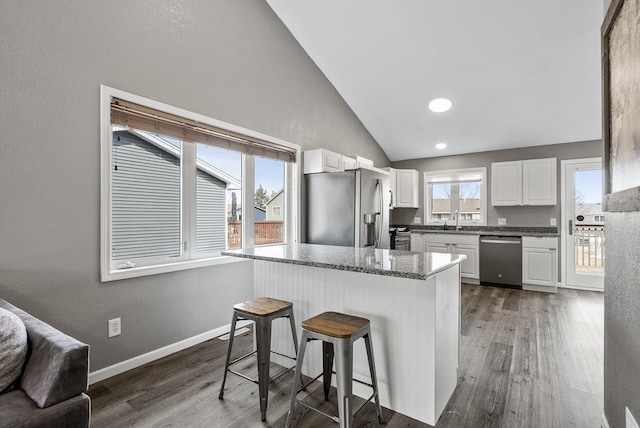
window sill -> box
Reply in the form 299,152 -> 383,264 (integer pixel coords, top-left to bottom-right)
101,255 -> 251,282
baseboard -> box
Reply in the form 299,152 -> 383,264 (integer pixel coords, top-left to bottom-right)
522,283 -> 557,293
563,284 -> 605,292
601,412 -> 610,428
88,320 -> 251,385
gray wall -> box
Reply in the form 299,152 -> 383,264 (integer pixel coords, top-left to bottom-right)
604,211 -> 640,428
0,1 -> 388,371
390,139 -> 602,227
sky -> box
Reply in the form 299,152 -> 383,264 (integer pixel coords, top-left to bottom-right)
575,169 -> 602,204
196,144 -> 285,199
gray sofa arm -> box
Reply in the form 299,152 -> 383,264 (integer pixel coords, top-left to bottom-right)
0,300 -> 89,408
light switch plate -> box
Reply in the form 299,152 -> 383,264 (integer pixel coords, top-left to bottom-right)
414,217 -> 421,224
498,218 -> 507,225
550,218 -> 557,226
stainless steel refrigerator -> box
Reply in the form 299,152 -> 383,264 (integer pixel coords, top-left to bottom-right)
306,169 -> 390,248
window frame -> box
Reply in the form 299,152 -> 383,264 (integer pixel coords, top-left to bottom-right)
423,167 -> 487,226
100,85 -> 300,281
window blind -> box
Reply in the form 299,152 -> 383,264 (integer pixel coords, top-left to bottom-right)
110,98 -> 296,163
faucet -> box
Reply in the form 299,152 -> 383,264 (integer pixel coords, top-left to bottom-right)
453,210 -> 461,230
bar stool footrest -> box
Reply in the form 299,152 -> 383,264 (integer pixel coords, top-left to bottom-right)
296,399 -> 340,424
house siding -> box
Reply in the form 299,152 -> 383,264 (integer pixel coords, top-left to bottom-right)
196,169 -> 227,252
112,131 -> 181,261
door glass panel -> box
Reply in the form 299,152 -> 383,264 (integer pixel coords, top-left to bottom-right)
573,169 -> 604,276
255,157 -> 286,246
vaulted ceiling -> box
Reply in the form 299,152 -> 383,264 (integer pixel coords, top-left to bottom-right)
266,1 -> 604,161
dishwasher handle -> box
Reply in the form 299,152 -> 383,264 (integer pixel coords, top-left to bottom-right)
480,239 -> 521,244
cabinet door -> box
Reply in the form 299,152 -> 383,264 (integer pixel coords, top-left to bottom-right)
452,244 -> 479,279
396,170 -> 419,208
303,149 -> 343,174
425,243 -> 449,254
522,247 -> 556,286
523,158 -> 557,205
491,161 -> 522,206
342,156 -> 356,171
410,233 -> 425,252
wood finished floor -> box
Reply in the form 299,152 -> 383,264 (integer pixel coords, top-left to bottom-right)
89,284 -> 604,427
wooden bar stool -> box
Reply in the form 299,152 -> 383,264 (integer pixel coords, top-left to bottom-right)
218,297 -> 299,422
285,311 -> 385,428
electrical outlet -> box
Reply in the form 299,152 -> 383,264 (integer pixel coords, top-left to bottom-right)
550,218 -> 557,226
498,218 -> 507,225
414,217 -> 421,224
108,318 -> 121,338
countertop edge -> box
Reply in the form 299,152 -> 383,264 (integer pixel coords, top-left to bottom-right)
222,251 -> 429,280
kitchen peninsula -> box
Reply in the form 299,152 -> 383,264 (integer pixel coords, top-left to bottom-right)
222,243 -> 465,425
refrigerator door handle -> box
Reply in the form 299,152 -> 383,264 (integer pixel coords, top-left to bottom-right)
375,179 -> 382,248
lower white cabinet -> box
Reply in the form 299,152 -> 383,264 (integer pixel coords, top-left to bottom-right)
421,233 -> 479,280
410,233 -> 425,252
522,237 -> 557,292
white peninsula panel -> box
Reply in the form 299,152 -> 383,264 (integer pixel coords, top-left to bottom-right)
223,244 -> 464,425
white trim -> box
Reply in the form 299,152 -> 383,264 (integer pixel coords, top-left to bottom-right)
102,256 -> 250,282
560,157 -> 603,290
100,85 -> 301,281
563,283 -> 605,292
601,412 -> 610,428
88,320 -> 252,385
423,167 -> 487,226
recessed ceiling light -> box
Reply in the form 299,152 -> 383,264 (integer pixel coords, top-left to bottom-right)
428,98 -> 452,113
435,142 -> 447,150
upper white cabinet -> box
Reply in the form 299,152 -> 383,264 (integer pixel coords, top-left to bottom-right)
355,155 -> 374,169
342,156 -> 356,171
522,158 -> 557,205
491,161 -> 522,205
386,168 -> 419,208
304,149 -> 343,174
491,158 -> 556,206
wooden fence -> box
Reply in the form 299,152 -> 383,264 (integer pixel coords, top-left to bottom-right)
227,221 -> 284,248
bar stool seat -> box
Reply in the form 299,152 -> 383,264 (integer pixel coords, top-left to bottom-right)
218,297 -> 299,422
286,311 -> 385,428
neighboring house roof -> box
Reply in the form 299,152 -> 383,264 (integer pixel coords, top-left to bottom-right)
128,129 -> 241,190
432,198 -> 480,214
265,188 -> 284,207
576,202 -> 603,216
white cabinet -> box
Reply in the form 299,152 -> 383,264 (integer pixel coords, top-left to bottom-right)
522,158 -> 557,205
491,161 -> 522,205
342,156 -> 356,170
522,236 -> 558,292
386,168 -> 419,208
355,155 -> 374,169
410,233 -> 425,252
424,233 -> 480,280
491,158 -> 557,206
304,149 -> 343,174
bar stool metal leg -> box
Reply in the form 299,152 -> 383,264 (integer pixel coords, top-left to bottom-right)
334,338 -> 354,428
285,330 -> 309,428
255,317 -> 272,421
218,312 -> 238,399
323,341 -> 334,401
364,330 -> 385,424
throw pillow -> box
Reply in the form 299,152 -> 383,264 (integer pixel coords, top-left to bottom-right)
0,308 -> 28,392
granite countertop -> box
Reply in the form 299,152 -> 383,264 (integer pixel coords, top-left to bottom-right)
222,243 -> 465,280
396,225 -> 559,237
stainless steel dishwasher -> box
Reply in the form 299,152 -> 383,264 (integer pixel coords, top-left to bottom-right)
479,236 -> 522,288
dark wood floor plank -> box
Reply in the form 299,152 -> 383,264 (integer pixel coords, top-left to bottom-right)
90,284 -> 604,428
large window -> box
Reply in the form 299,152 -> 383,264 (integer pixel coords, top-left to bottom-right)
424,168 -> 487,226
101,86 -> 299,281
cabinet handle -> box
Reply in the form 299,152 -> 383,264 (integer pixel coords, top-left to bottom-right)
569,220 -> 573,235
